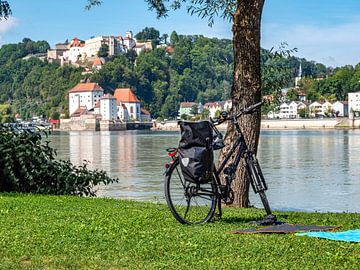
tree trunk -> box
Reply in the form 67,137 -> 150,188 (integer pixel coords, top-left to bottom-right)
219,0 -> 264,207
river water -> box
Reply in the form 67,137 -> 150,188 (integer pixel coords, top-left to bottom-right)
49,129 -> 360,213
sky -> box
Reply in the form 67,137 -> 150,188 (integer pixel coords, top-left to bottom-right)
1,0 -> 360,67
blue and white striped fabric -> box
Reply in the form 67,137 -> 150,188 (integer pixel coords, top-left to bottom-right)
296,229 -> 360,242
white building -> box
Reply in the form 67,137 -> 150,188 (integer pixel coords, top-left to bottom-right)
348,91 -> 360,112
47,42 -> 69,63
100,94 -> 117,120
69,83 -> 104,116
288,101 -> 307,118
332,101 -> 348,117
268,101 -> 307,119
224,100 -> 232,112
203,102 -> 223,118
279,103 -> 290,118
178,102 -> 204,117
63,37 -> 85,63
114,88 -> 141,121
322,101 -> 333,116
309,101 -> 324,117
83,36 -> 126,58
134,41 -> 153,55
123,31 -> 136,50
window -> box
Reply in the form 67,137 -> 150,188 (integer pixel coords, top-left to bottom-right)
130,106 -> 134,113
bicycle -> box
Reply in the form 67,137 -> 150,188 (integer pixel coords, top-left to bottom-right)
164,100 -> 276,225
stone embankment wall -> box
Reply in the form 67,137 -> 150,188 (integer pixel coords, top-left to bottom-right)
261,119 -> 339,129
60,118 -> 99,131
152,121 -> 227,131
153,118 -> 360,131
100,120 -> 126,131
60,119 -> 126,131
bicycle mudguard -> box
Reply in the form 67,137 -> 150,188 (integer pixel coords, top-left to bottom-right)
165,158 -> 179,176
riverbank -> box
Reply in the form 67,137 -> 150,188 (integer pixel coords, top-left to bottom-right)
60,118 -> 152,131
1,194 -> 359,269
153,118 -> 360,131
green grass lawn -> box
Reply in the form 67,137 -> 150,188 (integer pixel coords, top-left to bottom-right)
0,193 -> 359,270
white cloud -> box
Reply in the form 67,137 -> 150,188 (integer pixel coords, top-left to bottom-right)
261,19 -> 360,67
0,16 -> 19,44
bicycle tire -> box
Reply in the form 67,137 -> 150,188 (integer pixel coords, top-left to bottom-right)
247,157 -> 272,215
165,158 -> 217,225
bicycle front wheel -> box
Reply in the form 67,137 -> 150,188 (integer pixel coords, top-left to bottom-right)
247,157 -> 272,215
165,159 -> 217,225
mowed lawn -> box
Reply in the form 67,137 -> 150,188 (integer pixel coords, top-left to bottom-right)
0,193 -> 359,269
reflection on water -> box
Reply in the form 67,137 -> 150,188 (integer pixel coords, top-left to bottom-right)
49,129 -> 360,213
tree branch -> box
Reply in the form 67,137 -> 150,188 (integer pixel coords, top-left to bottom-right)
0,0 -> 11,20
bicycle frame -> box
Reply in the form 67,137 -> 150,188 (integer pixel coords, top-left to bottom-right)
211,116 -> 274,221
213,117 -> 248,178
164,100 -> 276,225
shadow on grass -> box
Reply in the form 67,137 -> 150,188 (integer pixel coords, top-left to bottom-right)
218,213 -> 290,225
219,216 -> 261,225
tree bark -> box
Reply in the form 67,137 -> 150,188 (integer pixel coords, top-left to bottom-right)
219,0 -> 264,207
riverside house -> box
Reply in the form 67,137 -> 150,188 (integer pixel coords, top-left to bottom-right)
348,91 -> 360,113
69,82 -> 104,116
178,102 -> 203,118
114,88 -> 141,121
267,100 -> 348,119
69,83 -> 144,122
332,101 -> 348,117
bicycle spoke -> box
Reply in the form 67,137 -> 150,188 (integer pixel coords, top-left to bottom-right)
165,160 -> 217,224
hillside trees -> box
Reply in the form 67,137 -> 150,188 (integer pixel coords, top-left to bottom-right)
135,26 -> 161,47
0,41 -> 83,119
97,43 -> 109,57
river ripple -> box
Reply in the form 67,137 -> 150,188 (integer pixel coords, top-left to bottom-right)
49,129 -> 360,213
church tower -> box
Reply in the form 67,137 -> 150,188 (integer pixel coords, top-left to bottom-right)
295,63 -> 302,88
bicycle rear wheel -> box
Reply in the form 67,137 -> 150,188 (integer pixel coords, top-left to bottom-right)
165,159 -> 217,225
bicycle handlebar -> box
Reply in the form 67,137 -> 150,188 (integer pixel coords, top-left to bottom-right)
211,99 -> 265,125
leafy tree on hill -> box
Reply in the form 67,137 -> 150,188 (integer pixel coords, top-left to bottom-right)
91,54 -> 135,91
97,43 -> 109,57
135,27 -> 160,47
135,48 -> 170,114
170,31 -> 179,45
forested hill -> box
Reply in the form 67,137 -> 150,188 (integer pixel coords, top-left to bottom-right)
0,32 -> 352,121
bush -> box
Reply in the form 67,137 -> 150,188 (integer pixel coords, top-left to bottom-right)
0,125 -> 118,196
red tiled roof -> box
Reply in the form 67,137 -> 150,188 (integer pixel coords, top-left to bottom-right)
69,83 -> 104,93
114,88 -> 140,105
93,58 -> 103,66
204,102 -> 221,108
70,37 -> 85,47
180,102 -> 197,108
141,108 -> 150,115
71,106 -> 87,117
166,46 -> 175,54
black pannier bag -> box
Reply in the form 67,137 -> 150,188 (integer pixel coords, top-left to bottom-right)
178,121 -> 214,184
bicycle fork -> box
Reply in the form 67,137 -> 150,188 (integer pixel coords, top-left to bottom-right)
246,154 -> 275,220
